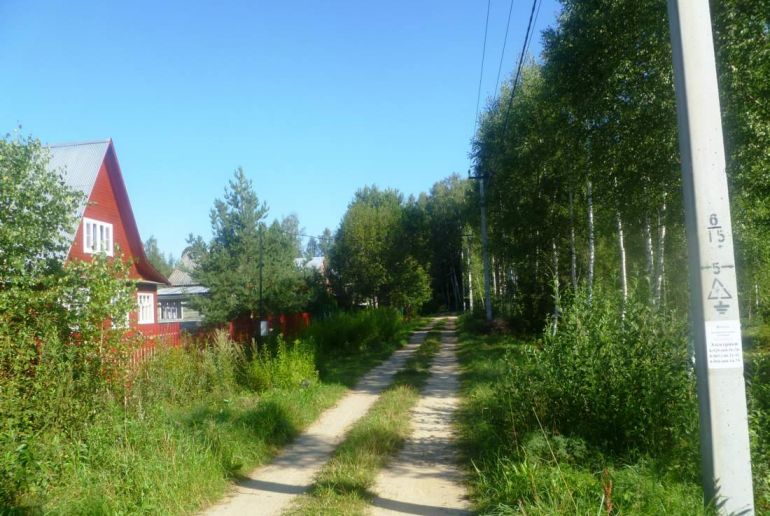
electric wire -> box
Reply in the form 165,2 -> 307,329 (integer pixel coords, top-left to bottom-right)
493,0 -> 517,100
501,0 -> 543,139
524,0 -> 543,62
472,0 -> 492,140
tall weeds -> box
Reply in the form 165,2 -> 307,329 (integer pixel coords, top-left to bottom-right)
1,308 -> 410,513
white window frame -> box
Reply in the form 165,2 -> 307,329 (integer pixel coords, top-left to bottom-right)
83,217 -> 114,256
159,299 -> 183,322
137,293 -> 155,325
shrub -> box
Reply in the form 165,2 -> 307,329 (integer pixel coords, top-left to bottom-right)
130,330 -> 246,408
247,336 -> 318,392
302,308 -> 403,354
749,351 -> 770,511
495,287 -> 699,466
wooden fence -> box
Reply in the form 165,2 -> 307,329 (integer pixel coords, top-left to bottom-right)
129,322 -> 183,364
128,312 -> 313,365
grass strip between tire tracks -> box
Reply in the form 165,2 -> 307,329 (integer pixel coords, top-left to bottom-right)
287,322 -> 445,515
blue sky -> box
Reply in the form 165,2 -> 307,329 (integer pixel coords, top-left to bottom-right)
1,0 -> 560,258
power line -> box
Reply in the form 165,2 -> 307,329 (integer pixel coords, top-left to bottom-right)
472,0 -> 492,139
493,0 -> 517,98
524,0 -> 543,61
501,0 -> 543,139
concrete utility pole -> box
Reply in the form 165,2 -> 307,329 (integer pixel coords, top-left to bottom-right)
468,170 -> 494,322
477,173 -> 493,322
258,225 -> 265,346
667,1 -> 754,513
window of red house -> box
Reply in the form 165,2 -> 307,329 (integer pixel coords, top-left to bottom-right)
83,218 -> 113,256
137,293 -> 154,324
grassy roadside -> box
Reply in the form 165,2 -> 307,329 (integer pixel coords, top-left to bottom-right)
5,312 -> 424,514
455,322 -> 707,515
288,323 -> 444,515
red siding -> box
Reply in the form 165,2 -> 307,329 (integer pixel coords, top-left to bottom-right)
68,162 -> 145,280
63,143 -> 170,337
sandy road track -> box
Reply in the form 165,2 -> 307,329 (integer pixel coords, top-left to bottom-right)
202,325 -> 433,516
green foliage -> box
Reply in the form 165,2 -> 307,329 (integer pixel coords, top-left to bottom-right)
303,308 -> 410,387
467,0 -> 770,328
0,134 -> 135,507
456,316 -> 705,514
748,350 -> 770,512
0,132 -> 81,286
247,336 -> 318,391
1,307 -> 413,512
186,169 -> 312,323
304,308 -> 403,354
143,235 -> 175,278
535,288 -> 699,460
328,186 -> 431,313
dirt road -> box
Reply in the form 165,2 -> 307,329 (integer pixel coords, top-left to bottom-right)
202,326 -> 433,516
368,318 -> 470,515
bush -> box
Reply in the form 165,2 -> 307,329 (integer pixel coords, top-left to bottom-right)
130,331 -> 246,407
496,287 -> 699,465
302,308 -> 403,354
748,351 -> 770,511
247,336 -> 318,392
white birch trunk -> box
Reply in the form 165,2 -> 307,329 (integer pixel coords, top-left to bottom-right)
617,210 -> 628,311
491,255 -> 498,297
654,199 -> 667,306
467,245 -> 474,312
756,282 -> 760,313
551,238 -> 560,336
644,214 -> 654,293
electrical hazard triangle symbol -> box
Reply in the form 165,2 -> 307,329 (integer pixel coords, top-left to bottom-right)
707,278 -> 733,300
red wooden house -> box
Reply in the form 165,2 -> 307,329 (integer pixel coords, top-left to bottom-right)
47,140 -> 177,341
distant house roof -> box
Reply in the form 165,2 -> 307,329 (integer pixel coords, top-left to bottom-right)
45,139 -> 168,285
306,256 -> 325,271
157,285 -> 209,297
168,268 -> 195,286
294,256 -> 325,272
160,250 -> 208,297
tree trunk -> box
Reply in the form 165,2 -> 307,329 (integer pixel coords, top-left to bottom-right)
466,244 -> 474,312
551,238 -> 560,336
654,198 -> 667,306
756,282 -> 760,314
491,255 -> 498,298
644,214 -> 654,295
451,267 -> 462,312
569,189 -> 578,291
617,210 -> 628,312
587,180 -> 595,301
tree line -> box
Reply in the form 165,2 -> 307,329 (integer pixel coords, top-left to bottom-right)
466,0 -> 769,327
149,0 -> 768,327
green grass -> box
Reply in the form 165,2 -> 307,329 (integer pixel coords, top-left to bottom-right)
32,385 -> 345,515
455,322 -> 708,515
315,316 -> 427,388
288,324 -> 443,515
3,314 -> 422,515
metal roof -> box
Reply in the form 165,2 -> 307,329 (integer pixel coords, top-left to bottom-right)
157,285 -> 209,296
45,140 -> 110,242
306,256 -> 325,271
47,140 -> 110,208
168,268 -> 196,286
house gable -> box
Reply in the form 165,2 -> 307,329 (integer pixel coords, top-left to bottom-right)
52,140 -> 168,285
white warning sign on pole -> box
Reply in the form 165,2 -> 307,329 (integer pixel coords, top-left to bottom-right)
705,319 -> 743,370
